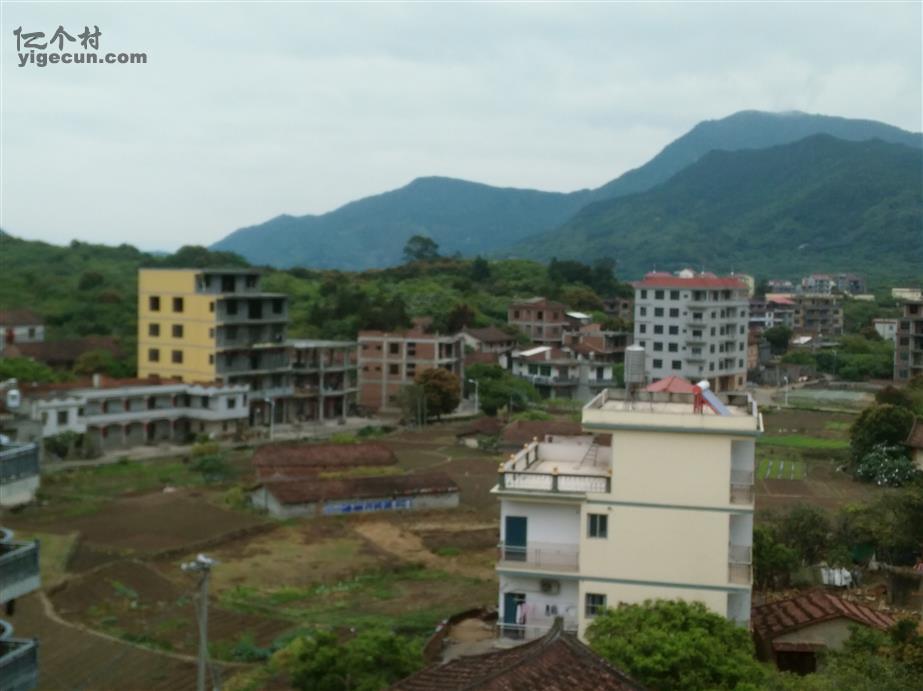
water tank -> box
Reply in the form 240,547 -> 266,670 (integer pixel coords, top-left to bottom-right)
624,345 -> 646,385
5,388 -> 21,410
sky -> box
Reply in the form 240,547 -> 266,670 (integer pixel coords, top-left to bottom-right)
1,2 -> 920,252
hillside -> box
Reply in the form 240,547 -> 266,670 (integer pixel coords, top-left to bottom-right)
591,110 -> 922,200
507,135 -> 923,282
210,111 -> 921,271
211,177 -> 594,269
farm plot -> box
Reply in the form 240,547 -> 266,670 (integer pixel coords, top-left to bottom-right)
757,457 -> 806,480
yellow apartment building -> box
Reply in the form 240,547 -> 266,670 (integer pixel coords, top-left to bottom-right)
493,386 -> 761,641
137,268 -> 291,423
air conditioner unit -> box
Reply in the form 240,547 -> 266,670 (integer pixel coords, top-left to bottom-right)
540,579 -> 560,595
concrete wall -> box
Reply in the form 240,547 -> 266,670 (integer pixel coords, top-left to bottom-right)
773,618 -> 856,655
252,488 -> 459,519
0,475 -> 40,507
499,574 -> 580,632
500,499 -> 581,546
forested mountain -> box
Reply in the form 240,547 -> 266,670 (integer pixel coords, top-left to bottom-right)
506,135 -> 923,282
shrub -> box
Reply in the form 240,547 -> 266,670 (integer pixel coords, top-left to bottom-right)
854,444 -> 918,487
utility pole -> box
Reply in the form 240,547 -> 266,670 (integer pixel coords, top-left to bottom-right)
468,378 -> 479,414
264,398 -> 275,441
182,554 -> 217,691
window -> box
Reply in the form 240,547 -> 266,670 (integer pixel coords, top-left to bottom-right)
672,360 -> 682,370
654,290 -> 664,300
669,308 -> 679,317
407,342 -> 417,356
209,301 -> 215,313
173,297 -> 184,313
653,342 -> 663,351
654,307 -> 664,317
272,299 -> 283,314
585,593 -> 607,618
670,290 -> 680,300
652,358 -> 663,368
227,397 -> 236,409
148,323 -> 160,337
588,513 -> 608,538
57,410 -> 68,425
149,296 -> 161,311
226,299 -> 238,315
639,324 -> 647,334
668,325 -> 679,335
639,306 -> 647,317
208,328 -> 215,338
389,364 -> 399,375
245,275 -> 258,289
640,290 -> 647,299
148,348 -> 160,362
172,324 -> 184,338
389,343 -> 400,355
654,325 -> 663,335
208,354 -> 214,365
172,350 -> 183,364
668,343 -> 678,352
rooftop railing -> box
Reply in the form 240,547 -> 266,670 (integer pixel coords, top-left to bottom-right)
0,445 -> 39,485
499,470 -> 610,494
0,628 -> 38,691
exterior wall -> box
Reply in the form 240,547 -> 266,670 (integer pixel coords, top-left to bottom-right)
0,324 -> 45,346
508,302 -> 569,346
633,285 -> 749,392
252,488 -> 459,519
773,618 -> 856,653
498,574 -> 580,637
138,269 -> 218,382
873,320 -> 898,343
357,332 -> 465,412
500,499 -> 581,546
894,301 -> 923,383
32,398 -> 85,436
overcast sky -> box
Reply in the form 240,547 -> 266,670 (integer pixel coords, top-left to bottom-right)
1,2 -> 920,251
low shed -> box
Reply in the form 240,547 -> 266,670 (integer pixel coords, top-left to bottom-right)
252,441 -> 397,481
251,471 -> 460,519
751,591 -> 895,675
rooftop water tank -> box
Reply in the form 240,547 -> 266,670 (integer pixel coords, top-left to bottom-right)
624,345 -> 646,385
5,388 -> 21,410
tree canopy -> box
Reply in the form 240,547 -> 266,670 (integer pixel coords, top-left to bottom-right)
403,235 -> 441,263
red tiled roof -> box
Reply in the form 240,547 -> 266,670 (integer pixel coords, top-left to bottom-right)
501,420 -> 584,445
644,376 -> 696,394
8,336 -> 122,366
0,309 -> 43,327
260,471 -> 457,505
392,619 -> 645,690
751,591 -> 895,643
465,352 -> 501,366
464,327 -> 515,344
633,272 -> 747,290
253,441 -> 397,479
907,419 -> 923,450
509,297 -> 568,311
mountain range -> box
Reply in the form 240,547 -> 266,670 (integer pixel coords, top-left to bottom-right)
211,110 -> 922,279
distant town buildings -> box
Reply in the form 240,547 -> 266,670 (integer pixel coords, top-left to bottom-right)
602,296 -> 634,323
873,318 -> 898,343
792,294 -> 844,337
357,329 -> 464,413
892,287 -> 923,302
507,346 -> 618,400
288,340 -> 358,423
633,271 -> 749,392
749,296 -> 795,332
462,326 -> 517,355
0,309 -> 44,354
894,300 -> 922,383
799,273 -> 865,295
507,298 -> 570,346
494,386 -> 759,641
4,336 -> 123,372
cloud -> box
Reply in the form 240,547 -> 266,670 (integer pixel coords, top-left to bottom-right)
1,2 -> 919,250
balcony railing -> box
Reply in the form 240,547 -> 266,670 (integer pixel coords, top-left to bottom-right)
0,624 -> 38,691
0,445 -> 40,485
728,543 -> 752,584
497,617 -> 578,641
0,532 -> 41,604
730,469 -> 754,505
499,470 -> 610,494
497,541 -> 579,572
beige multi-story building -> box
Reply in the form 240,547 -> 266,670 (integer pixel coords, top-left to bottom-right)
494,386 -> 760,640
357,330 -> 464,413
137,268 -> 291,424
895,301 -> 923,383
508,298 -> 569,346
792,294 -> 843,337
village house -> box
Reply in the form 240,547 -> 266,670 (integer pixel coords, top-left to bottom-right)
494,385 -> 759,641
602,295 -> 634,324
749,296 -> 796,331
507,297 -> 569,346
461,326 -> 517,355
288,339 -> 358,423
792,294 -> 844,337
0,310 -> 44,355
507,346 -> 619,401
894,300 -> 923,383
873,318 -> 898,343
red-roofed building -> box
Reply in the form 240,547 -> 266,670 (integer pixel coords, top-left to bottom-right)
392,617 -> 645,690
632,271 -> 749,392
644,375 -> 696,394
751,591 -> 896,675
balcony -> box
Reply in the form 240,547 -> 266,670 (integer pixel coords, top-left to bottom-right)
0,444 -> 39,486
730,469 -> 754,505
497,616 -> 578,641
497,541 -> 579,572
0,532 -> 41,605
0,623 -> 38,691
495,440 -> 612,496
728,544 -> 752,584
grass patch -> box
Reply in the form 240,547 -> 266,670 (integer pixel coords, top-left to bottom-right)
435,546 -> 461,557
757,457 -> 806,480
758,435 -> 848,450
10,531 -> 77,587
824,421 -> 852,432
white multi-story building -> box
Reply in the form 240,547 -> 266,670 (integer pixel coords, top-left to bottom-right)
493,386 -> 760,641
633,272 -> 749,392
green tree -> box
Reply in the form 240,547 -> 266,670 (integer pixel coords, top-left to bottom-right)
875,385 -> 913,409
274,628 -> 422,691
402,235 -> 440,263
585,599 -> 766,691
73,349 -> 123,377
849,404 -> 914,462
0,357 -> 62,384
753,524 -> 799,589
415,368 -> 460,419
763,325 -> 793,355
465,363 -> 540,416
777,504 -> 832,565
469,256 -> 491,282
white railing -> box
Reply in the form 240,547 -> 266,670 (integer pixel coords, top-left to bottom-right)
500,471 -> 610,494
496,618 -> 578,641
497,541 -> 579,572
